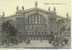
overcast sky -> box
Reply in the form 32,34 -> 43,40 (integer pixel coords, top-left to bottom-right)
0,0 -> 70,17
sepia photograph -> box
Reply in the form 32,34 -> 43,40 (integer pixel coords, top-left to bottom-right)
0,0 -> 71,49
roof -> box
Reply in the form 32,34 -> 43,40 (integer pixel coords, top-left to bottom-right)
16,8 -> 50,14
0,7 -> 67,21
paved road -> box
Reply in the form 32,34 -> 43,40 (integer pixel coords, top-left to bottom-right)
0,40 -> 70,48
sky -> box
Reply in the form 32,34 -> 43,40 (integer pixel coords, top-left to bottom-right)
0,0 -> 70,17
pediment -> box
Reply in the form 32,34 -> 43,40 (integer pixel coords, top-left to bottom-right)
24,8 -> 49,14
17,8 -> 50,16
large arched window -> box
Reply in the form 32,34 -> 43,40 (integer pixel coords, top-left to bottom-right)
28,14 -> 41,24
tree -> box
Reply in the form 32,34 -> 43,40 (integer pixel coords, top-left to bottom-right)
50,21 -> 69,47
2,20 -> 18,45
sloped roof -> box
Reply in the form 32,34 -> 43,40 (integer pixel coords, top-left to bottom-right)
0,7 -> 67,21
16,7 -> 50,15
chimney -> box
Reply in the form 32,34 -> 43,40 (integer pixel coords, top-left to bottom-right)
22,6 -> 24,10
16,6 -> 19,11
54,7 -> 56,12
48,7 -> 51,12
